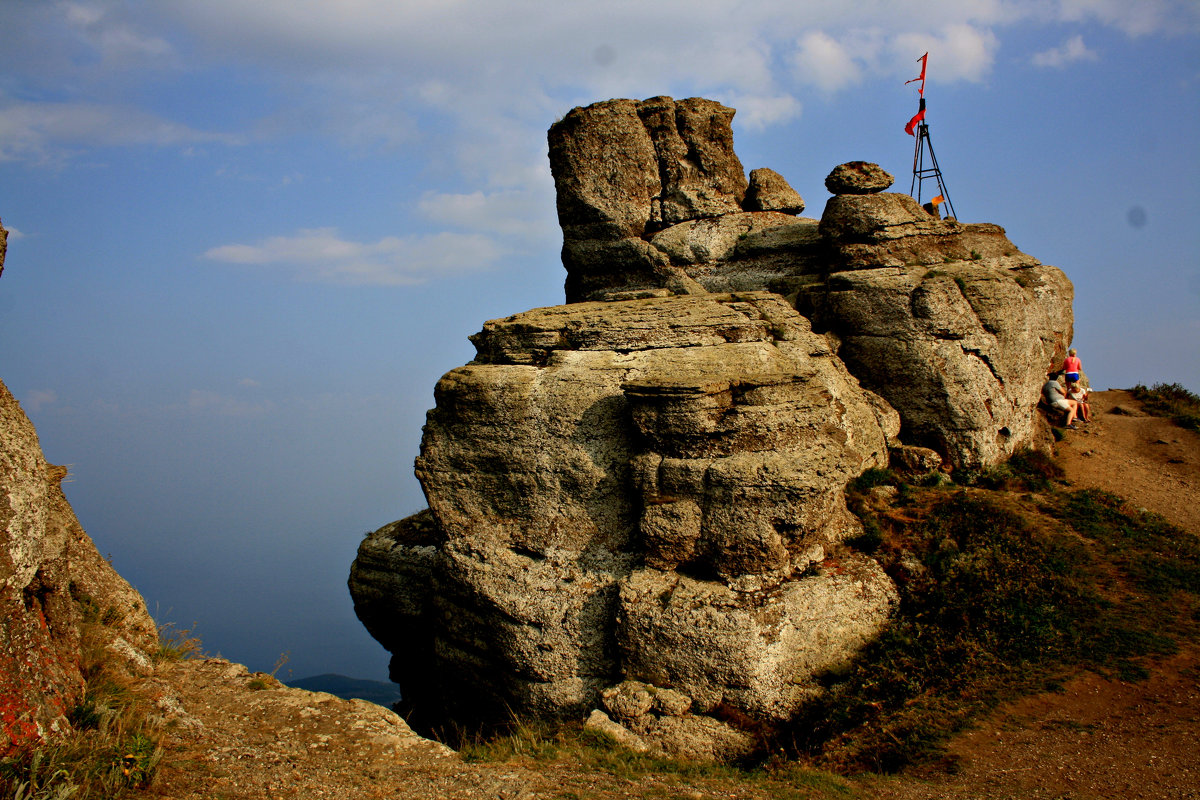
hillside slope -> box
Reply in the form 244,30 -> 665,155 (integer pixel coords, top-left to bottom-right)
139,390 -> 1198,800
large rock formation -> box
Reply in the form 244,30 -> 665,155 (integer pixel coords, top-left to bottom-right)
0,219 -> 157,755
548,98 -> 1073,468
351,97 -> 1077,757
352,293 -> 899,736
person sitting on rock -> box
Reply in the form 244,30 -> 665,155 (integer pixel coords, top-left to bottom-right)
1042,371 -> 1079,429
1067,379 -> 1091,423
1062,348 -> 1082,383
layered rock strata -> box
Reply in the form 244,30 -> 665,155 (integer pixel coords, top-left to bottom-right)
549,96 -> 813,302
352,96 -> 1080,759
351,292 -> 899,731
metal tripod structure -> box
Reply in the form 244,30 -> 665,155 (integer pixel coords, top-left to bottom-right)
910,119 -> 956,219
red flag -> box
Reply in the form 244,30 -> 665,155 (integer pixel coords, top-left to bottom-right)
905,52 -> 928,97
905,98 -> 926,136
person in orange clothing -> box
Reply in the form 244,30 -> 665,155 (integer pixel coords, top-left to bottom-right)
1062,348 -> 1082,383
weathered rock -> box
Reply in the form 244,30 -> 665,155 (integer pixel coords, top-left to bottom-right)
351,291 -> 899,728
0,219 -> 7,279
585,709 -> 650,752
744,168 -> 805,214
889,444 -> 944,476
632,714 -> 757,762
601,680 -> 654,722
0,378 -> 157,754
549,97 -> 749,301
352,95 -> 1080,760
617,554 -> 897,720
637,96 -> 747,226
801,190 -> 1074,468
824,161 -> 894,194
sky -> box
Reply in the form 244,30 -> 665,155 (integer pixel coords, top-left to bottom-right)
0,1 -> 1197,683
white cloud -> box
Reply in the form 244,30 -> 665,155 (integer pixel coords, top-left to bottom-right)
23,389 -> 58,412
2,224 -> 25,240
888,24 -> 999,84
64,2 -> 174,62
1032,34 -> 1099,67
417,189 -> 556,240
0,100 -> 239,163
203,227 -> 504,286
1055,0 -> 1200,36
791,31 -> 865,91
725,93 -> 803,132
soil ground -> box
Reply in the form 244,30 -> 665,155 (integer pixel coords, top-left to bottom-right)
145,390 -> 1200,800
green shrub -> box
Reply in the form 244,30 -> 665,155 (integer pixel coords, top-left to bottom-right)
1130,382 -> 1200,431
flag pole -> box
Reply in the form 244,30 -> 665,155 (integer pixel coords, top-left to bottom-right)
905,53 -> 956,219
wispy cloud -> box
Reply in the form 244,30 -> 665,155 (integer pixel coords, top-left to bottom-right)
183,390 -> 274,418
417,189 -> 557,240
203,227 -> 504,285
1032,35 -> 1099,68
23,389 -> 58,412
0,100 -> 240,163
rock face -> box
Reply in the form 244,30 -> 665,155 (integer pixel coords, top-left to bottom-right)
549,103 -> 1073,468
351,292 -> 899,732
351,96 -> 1078,759
0,225 -> 157,755
549,97 -> 811,302
800,166 -> 1074,468
0,380 -> 158,755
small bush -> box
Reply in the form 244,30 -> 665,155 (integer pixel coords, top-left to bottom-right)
1130,382 -> 1200,431
848,468 -> 899,493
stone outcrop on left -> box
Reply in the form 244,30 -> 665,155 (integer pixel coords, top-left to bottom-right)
351,292 -> 899,735
0,220 -> 157,755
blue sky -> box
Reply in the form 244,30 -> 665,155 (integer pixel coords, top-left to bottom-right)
1,1 -> 1197,682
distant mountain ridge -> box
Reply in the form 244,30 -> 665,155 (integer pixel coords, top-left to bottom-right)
286,673 -> 402,707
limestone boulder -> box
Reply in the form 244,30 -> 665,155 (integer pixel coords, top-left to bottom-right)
617,554 -> 897,721
824,161 -> 894,194
801,183 -> 1075,468
745,168 -> 805,214
352,292 -> 899,728
550,97 -> 749,301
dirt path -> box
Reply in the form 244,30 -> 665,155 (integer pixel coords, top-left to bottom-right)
145,392 -> 1200,799
1053,390 -> 1199,535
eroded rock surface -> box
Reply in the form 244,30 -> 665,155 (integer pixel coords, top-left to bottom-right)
351,292 -> 899,738
0,222 -> 156,755
549,104 -> 1073,467
352,97 -> 1079,760
799,167 -> 1074,468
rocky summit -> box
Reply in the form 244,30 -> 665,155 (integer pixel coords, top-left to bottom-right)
350,96 -> 1076,759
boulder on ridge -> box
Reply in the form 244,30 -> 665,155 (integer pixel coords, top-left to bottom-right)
798,172 -> 1074,468
350,292 -> 899,732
